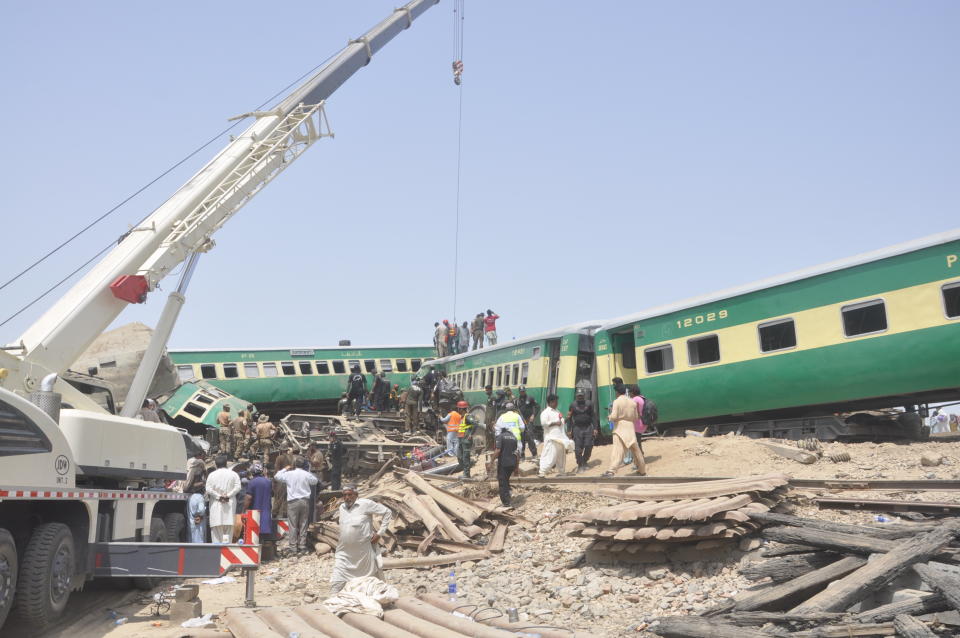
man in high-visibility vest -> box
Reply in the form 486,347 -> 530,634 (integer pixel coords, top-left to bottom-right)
455,401 -> 479,478
495,402 -> 524,442
440,401 -> 465,458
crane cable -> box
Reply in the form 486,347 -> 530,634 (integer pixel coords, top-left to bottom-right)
0,51 -> 341,331
451,0 -> 465,323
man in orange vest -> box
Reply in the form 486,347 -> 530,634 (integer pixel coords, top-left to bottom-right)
440,400 -> 466,458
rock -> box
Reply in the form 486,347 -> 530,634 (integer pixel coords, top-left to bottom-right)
564,568 -> 581,580
314,542 -> 332,556
921,452 -> 943,467
647,568 -> 668,580
738,537 -> 762,551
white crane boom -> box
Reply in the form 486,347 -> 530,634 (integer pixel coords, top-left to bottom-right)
3,0 -> 438,404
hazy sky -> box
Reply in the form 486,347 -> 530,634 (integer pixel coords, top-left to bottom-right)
1,1 -> 957,350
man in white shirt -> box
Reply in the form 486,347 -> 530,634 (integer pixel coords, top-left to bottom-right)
331,485 -> 393,593
538,394 -> 570,477
275,457 -> 319,556
205,455 -> 241,544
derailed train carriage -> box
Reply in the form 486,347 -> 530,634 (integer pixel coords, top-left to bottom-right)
428,229 -> 960,440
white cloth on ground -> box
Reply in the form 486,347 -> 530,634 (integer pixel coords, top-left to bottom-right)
205,467 -> 241,529
331,498 -> 393,589
323,576 -> 399,617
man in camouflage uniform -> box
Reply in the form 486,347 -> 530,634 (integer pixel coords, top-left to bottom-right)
404,380 -> 423,433
216,405 -> 233,458
254,414 -> 276,465
230,409 -> 249,459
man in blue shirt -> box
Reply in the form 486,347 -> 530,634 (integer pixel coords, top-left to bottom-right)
243,464 -> 274,551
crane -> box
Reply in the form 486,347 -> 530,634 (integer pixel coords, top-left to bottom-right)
0,1 -> 439,631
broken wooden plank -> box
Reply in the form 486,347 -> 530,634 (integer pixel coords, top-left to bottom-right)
760,526 -> 895,556
892,614 -> 937,638
382,550 -> 490,570
791,520 -> 960,614
732,556 -> 866,612
756,441 -> 817,464
417,494 -> 471,543
851,592 -> 949,623
487,522 -> 508,553
788,623 -> 896,637
649,615 -> 773,638
401,471 -> 485,524
817,497 -> 960,515
747,510 -> 939,540
402,489 -> 444,536
761,543 -> 820,558
740,552 -> 840,583
416,529 -> 438,555
913,561 -> 960,612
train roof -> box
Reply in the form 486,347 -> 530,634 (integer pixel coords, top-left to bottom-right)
599,226 -> 960,332
168,344 -> 433,353
426,319 -> 605,367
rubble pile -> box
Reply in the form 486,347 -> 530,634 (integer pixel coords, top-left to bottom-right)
648,510 -> 960,637
563,474 -> 790,563
308,470 -> 527,562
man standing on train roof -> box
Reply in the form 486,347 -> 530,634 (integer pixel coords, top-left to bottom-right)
471,313 -> 485,350
436,321 -> 449,357
460,321 -> 470,354
484,309 -> 500,346
217,404 -> 233,459
328,431 -> 346,491
603,384 -> 645,477
516,386 -> 540,460
345,365 -> 367,419
448,320 -> 460,355
567,390 -> 597,473
403,379 -> 422,433
441,401 -> 466,458
433,322 -> 443,357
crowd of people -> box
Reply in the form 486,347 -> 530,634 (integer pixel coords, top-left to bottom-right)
433,309 -> 500,357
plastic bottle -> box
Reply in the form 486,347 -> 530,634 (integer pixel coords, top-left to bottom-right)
447,569 -> 457,601
874,515 -> 890,523
114,617 -> 128,625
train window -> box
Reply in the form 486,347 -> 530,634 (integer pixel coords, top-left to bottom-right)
223,363 -> 239,378
298,361 -> 313,375
396,359 -> 408,372
316,361 -> 330,374
364,360 -> 376,373
411,359 -> 422,372
177,365 -> 195,382
504,366 -> 511,387
687,335 -> 720,366
512,364 -> 520,387
842,299 -> 887,337
521,363 -> 529,385
333,361 -> 346,374
200,364 -> 217,379
263,363 -> 279,377
644,345 -> 674,374
183,402 -> 206,418
496,367 -> 503,387
943,282 -> 960,319
758,319 -> 797,352
380,359 -> 393,372
531,346 -> 542,359
193,394 -> 214,405
480,369 -> 486,388
244,363 -> 260,378
281,362 -> 297,376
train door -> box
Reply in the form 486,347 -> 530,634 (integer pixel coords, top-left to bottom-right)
575,337 -> 596,404
612,332 -> 638,385
546,340 -> 561,396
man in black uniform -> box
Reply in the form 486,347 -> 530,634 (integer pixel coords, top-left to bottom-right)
345,365 -> 367,419
371,372 -> 388,411
327,431 -> 346,491
516,386 -> 539,460
492,428 -> 519,506
567,390 -> 597,473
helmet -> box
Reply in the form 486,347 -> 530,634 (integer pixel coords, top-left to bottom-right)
456,401 -> 469,409
504,402 -> 516,410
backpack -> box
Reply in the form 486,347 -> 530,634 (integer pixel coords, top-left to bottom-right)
641,396 -> 658,425
349,374 -> 365,394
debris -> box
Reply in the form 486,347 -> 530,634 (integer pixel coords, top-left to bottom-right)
756,441 -> 818,464
199,576 -> 236,585
180,613 -> 216,628
921,452 -> 943,467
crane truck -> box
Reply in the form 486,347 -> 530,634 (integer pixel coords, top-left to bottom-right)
0,0 -> 439,631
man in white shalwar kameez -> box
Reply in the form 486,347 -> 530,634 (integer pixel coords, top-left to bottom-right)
205,455 -> 241,544
538,394 -> 571,477
331,485 -> 393,593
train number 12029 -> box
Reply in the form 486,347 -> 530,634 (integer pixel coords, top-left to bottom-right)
676,310 -> 727,329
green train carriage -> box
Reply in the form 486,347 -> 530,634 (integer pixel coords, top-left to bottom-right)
167,345 -> 435,416
595,229 -> 960,439
159,380 -> 250,440
424,321 -> 603,430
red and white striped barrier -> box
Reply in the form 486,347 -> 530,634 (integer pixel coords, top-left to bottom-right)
242,510 -> 261,545
0,488 -> 186,500
275,519 -> 289,539
220,545 -> 260,574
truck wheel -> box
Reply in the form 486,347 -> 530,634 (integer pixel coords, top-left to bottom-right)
12,522 -> 73,631
0,529 -> 17,629
164,512 -> 186,543
132,518 -> 167,590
